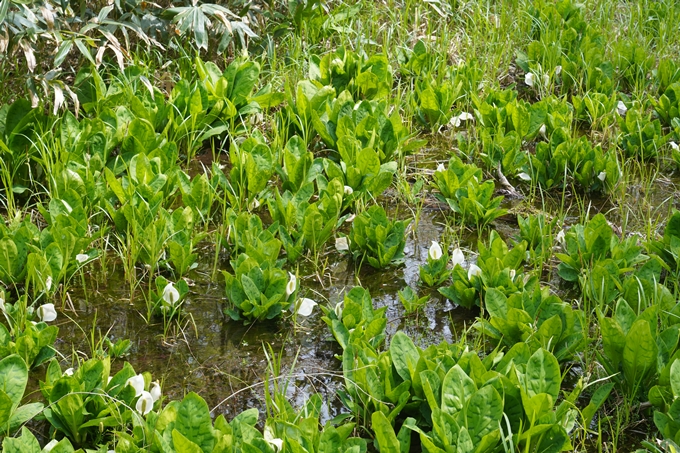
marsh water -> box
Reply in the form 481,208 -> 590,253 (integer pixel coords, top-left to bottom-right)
46,164 -> 680,449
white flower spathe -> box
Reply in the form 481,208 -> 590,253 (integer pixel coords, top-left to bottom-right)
539,124 -> 547,139
334,301 -> 343,320
542,73 -> 550,88
264,426 -> 283,451
37,303 -> 57,322
449,112 -> 474,128
64,368 -> 74,376
555,230 -> 565,245
467,263 -> 482,280
285,273 -> 297,298
335,236 -> 350,252
436,163 -> 446,173
525,72 -> 535,87
45,276 -> 53,291
296,298 -> 317,317
451,248 -> 465,268
509,269 -> 516,280
162,282 -> 180,305
671,141 -> 679,151
518,172 -> 532,181
44,439 -> 59,452
616,101 -> 627,116
0,297 -> 4,312
428,241 -> 443,261
150,381 -> 162,402
136,391 -> 154,415
344,185 -> 354,195
126,374 -> 145,397
76,253 -> 89,264
269,438 -> 283,451
597,171 -> 606,182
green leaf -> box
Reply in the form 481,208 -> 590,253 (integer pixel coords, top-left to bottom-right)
485,289 -> 507,319
466,385 -> 503,445
441,365 -> 476,414
623,319 -> 658,392
1,426 -> 41,453
230,62 -> 260,106
456,426 -> 474,453
671,360 -> 680,399
525,349 -> 560,400
240,274 -> 263,303
0,355 -> 28,406
390,332 -> 419,382
581,383 -> 613,427
0,391 -> 13,428
172,428 -> 204,453
174,392 -> 216,453
372,411 -> 401,453
8,402 -> 43,431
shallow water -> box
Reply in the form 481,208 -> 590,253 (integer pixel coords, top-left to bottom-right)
50,208 -> 479,424
44,167 -> 679,452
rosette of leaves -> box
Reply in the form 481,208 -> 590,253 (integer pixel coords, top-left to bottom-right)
432,156 -> 480,199
439,232 -> 528,309
556,214 -> 648,305
222,250 -> 294,322
412,77 -> 462,129
39,358 -> 154,447
596,299 -> 678,400
572,92 -> 616,129
268,178 -> 345,262
310,47 -> 393,100
619,105 -> 664,159
320,287 -> 387,351
530,132 -> 618,192
432,156 -> 506,228
419,243 -> 451,287
311,90 -> 414,164
475,286 -> 586,361
515,214 -> 557,265
349,205 -> 409,269
322,135 -> 397,202
0,216 -> 40,289
227,131 -> 277,209
0,310 -> 58,368
614,38 -> 653,92
369,333 -> 590,453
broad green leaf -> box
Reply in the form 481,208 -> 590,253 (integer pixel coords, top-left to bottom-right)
465,385 -> 502,445
175,392 -> 216,453
456,426 -> 474,453
1,426 -> 41,453
390,332 -> 419,382
0,355 -> 28,406
525,349 -> 560,400
0,391 -> 13,428
8,402 -> 43,431
372,411 -> 400,453
485,289 -> 507,319
172,428 -> 204,453
441,365 -> 475,414
672,360 -> 680,398
623,319 -> 658,391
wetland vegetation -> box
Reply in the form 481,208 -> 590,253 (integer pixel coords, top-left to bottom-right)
2,0 -> 680,451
